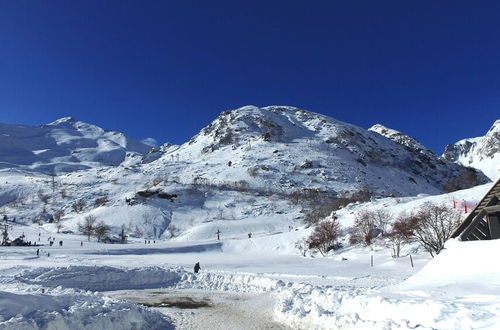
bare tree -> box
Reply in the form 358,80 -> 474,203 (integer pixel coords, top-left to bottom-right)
372,208 -> 392,236
295,237 -> 309,257
387,212 -> 415,257
78,215 -> 97,241
53,210 -> 64,223
94,221 -> 110,242
56,221 -> 64,234
72,199 -> 86,213
307,219 -> 342,256
410,202 -> 462,257
350,210 -> 376,245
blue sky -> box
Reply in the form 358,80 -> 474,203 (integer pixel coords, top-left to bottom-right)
1,1 -> 499,152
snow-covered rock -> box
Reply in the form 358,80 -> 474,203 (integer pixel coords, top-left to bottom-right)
443,119 -> 500,180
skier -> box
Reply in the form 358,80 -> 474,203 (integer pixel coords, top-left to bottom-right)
194,262 -> 201,273
36,249 -> 39,257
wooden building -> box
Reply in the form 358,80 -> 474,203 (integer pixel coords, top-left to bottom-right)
451,178 -> 500,241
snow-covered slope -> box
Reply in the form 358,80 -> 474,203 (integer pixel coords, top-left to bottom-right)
147,106 -> 487,197
0,117 -> 150,174
443,119 -> 500,180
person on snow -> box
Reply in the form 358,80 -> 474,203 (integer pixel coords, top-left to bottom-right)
194,262 -> 201,273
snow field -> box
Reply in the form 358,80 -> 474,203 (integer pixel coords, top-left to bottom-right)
3,255 -> 499,330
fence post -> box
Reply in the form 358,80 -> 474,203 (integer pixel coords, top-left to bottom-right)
371,255 -> 373,267
410,254 -> 414,268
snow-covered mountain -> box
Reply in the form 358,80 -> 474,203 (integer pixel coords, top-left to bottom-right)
0,106 -> 490,243
146,106 -> 488,197
443,119 -> 500,180
0,117 -> 151,173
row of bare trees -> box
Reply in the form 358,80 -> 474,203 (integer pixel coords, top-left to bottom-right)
298,202 -> 461,258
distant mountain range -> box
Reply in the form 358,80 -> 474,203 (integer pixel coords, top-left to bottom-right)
0,117 -> 150,173
0,107 -> 497,192
0,106 -> 496,240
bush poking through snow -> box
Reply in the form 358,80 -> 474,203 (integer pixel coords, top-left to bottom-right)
72,199 -> 86,213
307,219 -> 342,256
94,196 -> 109,208
409,202 -> 462,257
94,221 -> 110,242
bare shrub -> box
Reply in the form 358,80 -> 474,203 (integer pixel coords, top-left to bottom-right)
94,196 -> 109,208
387,212 -> 415,257
72,199 -> 86,213
307,219 -> 342,256
78,215 -> 96,241
53,210 -> 64,223
247,166 -> 259,177
38,190 -> 50,204
295,237 -> 309,257
350,210 -> 376,246
233,180 -> 250,192
94,221 -> 110,242
410,202 -> 462,257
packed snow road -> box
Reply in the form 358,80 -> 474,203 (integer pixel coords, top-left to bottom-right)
109,289 -> 290,330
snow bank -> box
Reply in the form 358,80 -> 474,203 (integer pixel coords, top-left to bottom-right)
273,281 -> 500,329
0,290 -> 172,330
400,239 -> 500,296
9,254 -> 500,330
16,266 -> 184,291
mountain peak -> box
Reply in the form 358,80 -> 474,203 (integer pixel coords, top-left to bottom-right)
443,119 -> 499,180
46,117 -> 77,126
369,124 -> 431,155
487,119 -> 500,135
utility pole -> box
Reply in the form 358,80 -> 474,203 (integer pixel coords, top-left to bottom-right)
50,173 -> 56,193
